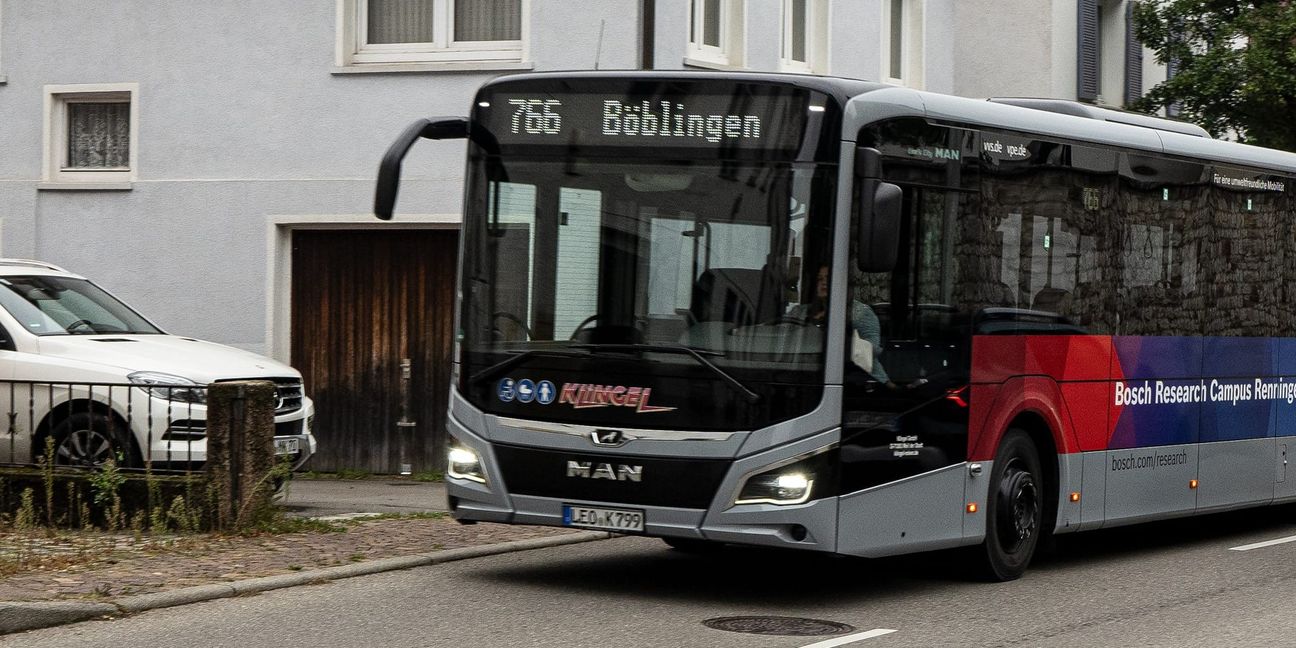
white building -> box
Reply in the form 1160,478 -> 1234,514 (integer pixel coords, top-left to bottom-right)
0,0 -> 1166,471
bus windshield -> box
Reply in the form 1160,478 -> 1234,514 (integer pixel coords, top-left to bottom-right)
459,156 -> 836,430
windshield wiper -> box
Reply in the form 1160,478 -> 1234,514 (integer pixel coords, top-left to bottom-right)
570,343 -> 761,404
469,349 -> 591,385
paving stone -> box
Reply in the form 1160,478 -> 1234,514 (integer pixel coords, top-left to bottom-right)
0,518 -> 580,602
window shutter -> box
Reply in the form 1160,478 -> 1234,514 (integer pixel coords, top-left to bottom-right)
1077,0 -> 1100,102
1125,2 -> 1143,105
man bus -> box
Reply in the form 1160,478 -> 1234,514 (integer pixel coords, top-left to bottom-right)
374,71 -> 1296,581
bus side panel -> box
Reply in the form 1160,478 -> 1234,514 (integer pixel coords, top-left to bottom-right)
967,375 -> 1077,462
1197,337 -> 1278,510
836,463 -> 971,558
1101,445 -> 1199,525
968,335 -> 1111,461
1087,337 -> 1201,525
1276,339 -> 1296,502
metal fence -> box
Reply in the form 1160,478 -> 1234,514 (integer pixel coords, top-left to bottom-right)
0,379 -> 309,475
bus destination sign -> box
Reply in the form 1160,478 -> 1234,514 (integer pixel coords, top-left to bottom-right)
482,89 -> 812,151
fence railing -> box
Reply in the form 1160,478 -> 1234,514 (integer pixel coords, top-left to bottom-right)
0,379 -> 294,532
0,379 -> 305,476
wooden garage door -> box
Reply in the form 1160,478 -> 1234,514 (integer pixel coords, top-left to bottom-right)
291,229 -> 458,474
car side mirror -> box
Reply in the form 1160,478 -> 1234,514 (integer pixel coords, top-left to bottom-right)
854,147 -> 902,272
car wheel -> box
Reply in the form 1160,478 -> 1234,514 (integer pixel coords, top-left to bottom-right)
50,412 -> 139,468
974,429 -> 1044,582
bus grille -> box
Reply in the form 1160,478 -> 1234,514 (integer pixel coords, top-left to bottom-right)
492,444 -> 730,509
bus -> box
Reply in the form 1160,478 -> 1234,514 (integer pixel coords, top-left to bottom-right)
374,71 -> 1296,581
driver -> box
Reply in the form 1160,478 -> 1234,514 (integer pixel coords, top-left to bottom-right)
787,266 -> 892,385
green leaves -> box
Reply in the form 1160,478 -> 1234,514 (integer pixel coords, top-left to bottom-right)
1134,0 -> 1296,151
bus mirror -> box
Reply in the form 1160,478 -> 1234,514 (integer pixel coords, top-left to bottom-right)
374,117 -> 469,220
856,179 -> 902,272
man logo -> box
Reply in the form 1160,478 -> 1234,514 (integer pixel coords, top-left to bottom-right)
591,429 -> 625,446
566,460 -> 643,482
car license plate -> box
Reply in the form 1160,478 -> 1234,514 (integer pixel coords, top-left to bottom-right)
274,437 -> 300,455
562,505 -> 644,532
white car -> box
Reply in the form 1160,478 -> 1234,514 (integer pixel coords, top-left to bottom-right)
0,259 -> 316,469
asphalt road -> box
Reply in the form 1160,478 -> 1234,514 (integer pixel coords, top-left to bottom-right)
8,506 -> 1296,647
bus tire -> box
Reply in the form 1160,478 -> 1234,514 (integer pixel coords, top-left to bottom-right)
974,429 -> 1043,582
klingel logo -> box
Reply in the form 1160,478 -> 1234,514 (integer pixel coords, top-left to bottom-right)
558,383 -> 675,413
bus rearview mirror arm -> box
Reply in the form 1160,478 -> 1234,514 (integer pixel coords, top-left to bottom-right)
374,117 -> 470,221
854,146 -> 902,272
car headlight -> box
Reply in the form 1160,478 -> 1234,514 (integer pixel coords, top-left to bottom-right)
128,372 -> 207,404
447,446 -> 486,484
734,448 -> 836,506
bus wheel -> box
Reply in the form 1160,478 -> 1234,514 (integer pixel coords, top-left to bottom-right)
976,429 -> 1043,581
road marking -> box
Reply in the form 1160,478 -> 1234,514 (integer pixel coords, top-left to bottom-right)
798,629 -> 897,648
1230,534 -> 1296,552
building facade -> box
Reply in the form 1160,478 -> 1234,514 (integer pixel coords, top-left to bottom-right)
0,0 -> 1166,472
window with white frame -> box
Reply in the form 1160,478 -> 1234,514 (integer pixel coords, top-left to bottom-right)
882,0 -> 923,87
339,0 -> 525,67
780,0 -> 827,73
687,0 -> 744,68
43,84 -> 138,186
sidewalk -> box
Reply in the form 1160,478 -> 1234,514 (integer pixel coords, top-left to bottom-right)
0,477 -> 608,634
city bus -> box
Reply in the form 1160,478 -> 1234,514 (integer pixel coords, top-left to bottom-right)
374,71 -> 1296,580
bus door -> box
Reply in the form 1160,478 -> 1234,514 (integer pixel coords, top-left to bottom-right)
837,179 -> 974,556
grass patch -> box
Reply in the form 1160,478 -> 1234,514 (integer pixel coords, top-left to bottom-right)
411,471 -> 444,483
334,469 -> 371,480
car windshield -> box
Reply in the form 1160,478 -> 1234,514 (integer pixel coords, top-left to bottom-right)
0,275 -> 162,336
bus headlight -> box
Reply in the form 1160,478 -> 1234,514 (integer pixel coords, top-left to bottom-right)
447,446 -> 486,484
733,448 -> 836,506
735,470 -> 814,505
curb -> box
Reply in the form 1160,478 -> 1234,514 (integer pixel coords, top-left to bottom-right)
0,530 -> 610,635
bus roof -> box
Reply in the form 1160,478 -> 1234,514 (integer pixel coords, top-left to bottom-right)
480,71 -> 1296,175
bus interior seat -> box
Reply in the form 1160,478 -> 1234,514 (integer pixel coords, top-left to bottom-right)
689,267 -> 781,327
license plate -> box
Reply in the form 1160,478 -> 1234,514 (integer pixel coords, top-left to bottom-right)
562,505 -> 645,532
274,437 -> 300,455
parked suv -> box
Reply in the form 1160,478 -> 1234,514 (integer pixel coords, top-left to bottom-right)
0,259 -> 316,469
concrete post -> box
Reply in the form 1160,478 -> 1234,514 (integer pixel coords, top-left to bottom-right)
204,380 -> 277,531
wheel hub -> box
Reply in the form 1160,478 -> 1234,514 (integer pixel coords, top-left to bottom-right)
57,428 -> 115,466
996,463 -> 1038,551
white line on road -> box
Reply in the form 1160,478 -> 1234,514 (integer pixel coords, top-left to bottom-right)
1230,534 -> 1296,552
798,629 -> 897,648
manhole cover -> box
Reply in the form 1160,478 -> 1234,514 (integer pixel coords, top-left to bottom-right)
702,616 -> 855,636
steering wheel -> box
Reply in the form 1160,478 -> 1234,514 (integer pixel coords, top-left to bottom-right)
569,314 -> 601,339
491,312 -> 532,341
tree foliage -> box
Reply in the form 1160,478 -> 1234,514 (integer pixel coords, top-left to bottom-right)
1133,0 -> 1296,151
